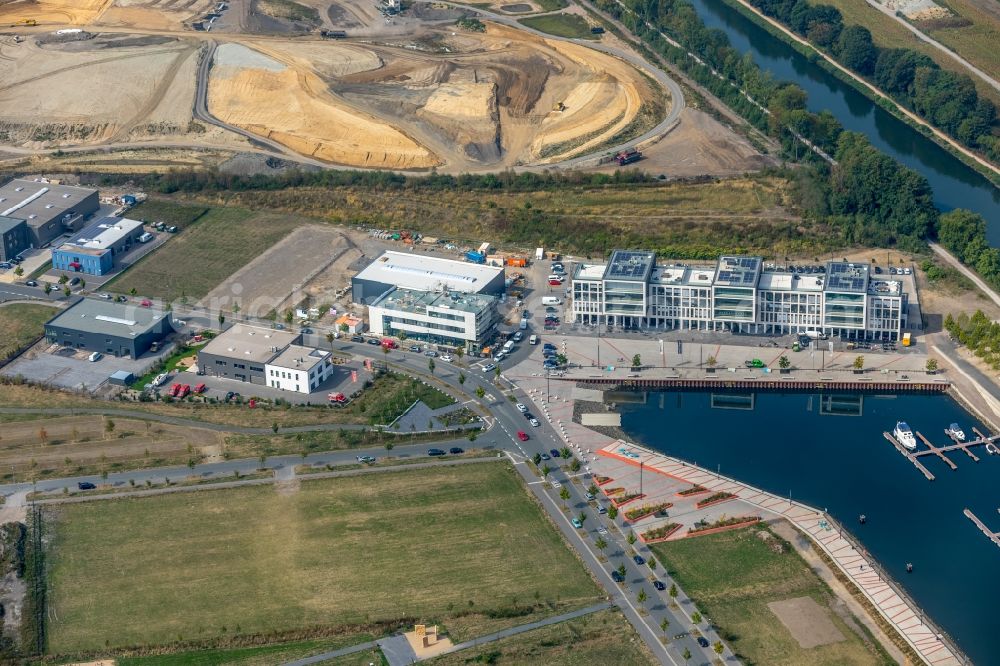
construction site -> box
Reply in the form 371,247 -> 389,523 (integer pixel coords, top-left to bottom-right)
0,0 -> 774,174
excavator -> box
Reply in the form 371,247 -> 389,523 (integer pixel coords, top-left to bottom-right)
9,19 -> 37,27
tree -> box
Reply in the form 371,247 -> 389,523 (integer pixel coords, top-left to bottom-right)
836,25 -> 877,75
714,641 -> 724,655
129,287 -> 137,296
587,483 -> 599,496
706,355 -> 717,369
63,286 -> 71,298
13,266 -> 23,277
218,312 -> 225,326
669,583 -> 678,599
649,557 -> 657,570
79,278 -> 86,290
104,418 -> 115,437
682,647 -> 691,661
58,274 -> 68,285
560,446 -> 572,458
631,353 -> 641,368
853,355 -> 865,371
541,463 -> 551,478
637,588 -> 647,605
560,486 -> 570,505
494,365 -> 502,382
778,355 -> 790,370
926,358 -> 939,373
607,505 -> 618,520
533,452 -> 541,465
660,617 -> 670,633
232,303 -> 240,315
616,563 -> 626,579
385,440 -> 394,452
326,332 -> 335,346
284,309 -> 294,325
43,283 -> 52,295
428,358 -> 436,374
38,427 -> 48,444
382,345 -> 389,362
455,346 -> 465,362
595,536 -> 607,553
577,511 -> 587,525
627,531 -> 636,545
458,372 -> 466,388
272,422 -> 279,433
475,386 -> 485,400
691,611 -> 702,624
569,457 -> 581,472
555,353 -> 568,366
938,209 -> 988,263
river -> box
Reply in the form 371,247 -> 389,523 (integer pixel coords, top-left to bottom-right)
686,0 -> 1000,245
618,390 -> 999,665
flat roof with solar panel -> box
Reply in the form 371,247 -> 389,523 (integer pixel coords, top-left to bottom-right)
713,256 -> 762,287
825,262 -> 870,293
602,250 -> 656,282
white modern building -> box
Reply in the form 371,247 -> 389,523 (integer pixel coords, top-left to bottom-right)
265,345 -> 333,394
367,288 -> 499,351
352,250 -> 506,305
571,252 -> 908,340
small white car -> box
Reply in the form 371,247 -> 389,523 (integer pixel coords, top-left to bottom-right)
440,354 -> 453,362
516,403 -> 528,413
529,417 -> 540,427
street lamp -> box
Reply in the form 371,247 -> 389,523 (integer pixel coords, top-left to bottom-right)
639,460 -> 644,497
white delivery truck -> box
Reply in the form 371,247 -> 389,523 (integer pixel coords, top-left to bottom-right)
542,296 -> 561,305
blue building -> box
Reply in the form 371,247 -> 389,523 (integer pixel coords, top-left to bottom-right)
51,216 -> 145,276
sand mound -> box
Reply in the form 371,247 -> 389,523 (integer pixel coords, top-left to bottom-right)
209,43 -> 439,168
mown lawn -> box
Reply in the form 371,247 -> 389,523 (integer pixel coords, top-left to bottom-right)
105,207 -> 300,302
116,635 -> 373,666
426,609 -> 656,665
46,463 -> 601,655
127,199 -> 209,229
0,303 -> 57,360
651,526 -> 894,666
520,13 -> 598,39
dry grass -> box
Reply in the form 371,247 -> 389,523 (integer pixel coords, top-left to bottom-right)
45,463 -> 602,654
916,0 -> 1000,87
0,303 -> 58,361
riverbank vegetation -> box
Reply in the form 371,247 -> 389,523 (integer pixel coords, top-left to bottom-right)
944,309 -> 1000,370
743,0 -> 1000,167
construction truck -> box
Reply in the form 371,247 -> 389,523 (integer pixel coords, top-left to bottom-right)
553,101 -> 566,112
615,147 -> 642,166
10,19 -> 37,27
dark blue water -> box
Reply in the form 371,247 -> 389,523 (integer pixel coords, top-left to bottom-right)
688,0 -> 1000,245
619,391 -> 1000,665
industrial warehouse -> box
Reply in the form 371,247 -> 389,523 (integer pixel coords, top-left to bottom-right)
44,298 -> 173,359
0,178 -> 99,247
197,324 -> 334,394
351,250 -> 507,304
572,252 -> 910,340
51,216 -> 145,276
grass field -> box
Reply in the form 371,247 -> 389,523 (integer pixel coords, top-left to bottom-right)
105,206 -> 301,302
520,14 -> 598,39
426,609 -> 656,665
651,526 -> 893,666
0,303 -> 57,361
811,0 -> 1000,107
207,176 -> 834,258
128,200 -> 209,229
116,635 -> 373,666
46,463 -> 601,655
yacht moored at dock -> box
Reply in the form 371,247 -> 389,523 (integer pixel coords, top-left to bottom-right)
894,421 -> 917,450
945,423 -> 966,441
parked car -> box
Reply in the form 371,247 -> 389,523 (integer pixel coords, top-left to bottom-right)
366,338 -> 381,346
516,403 -> 528,412
179,384 -> 191,398
351,335 -> 365,343
97,292 -> 112,300
571,518 -> 583,528
194,383 -> 206,393
543,343 -> 556,350
409,345 -> 421,352
548,279 -> 562,286
542,360 -> 558,370
170,383 -> 182,398
482,363 -> 496,373
449,447 -> 464,454
585,492 -> 595,501
653,580 -> 666,591
88,351 -> 103,362
25,280 -> 37,287
440,354 -> 453,362
424,350 -> 438,357
540,453 -> 550,460
632,555 -> 645,566
512,331 -> 523,342
224,391 -> 236,402
598,506 -> 607,515
611,570 -> 625,583
529,417 -> 540,427
549,448 -> 560,458
517,430 -> 529,441
69,277 -> 81,286
356,455 -> 376,463
427,448 -> 446,456
697,637 -> 710,648
493,352 -> 506,362
77,482 -> 96,490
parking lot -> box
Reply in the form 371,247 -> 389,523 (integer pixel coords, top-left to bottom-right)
2,341 -> 174,392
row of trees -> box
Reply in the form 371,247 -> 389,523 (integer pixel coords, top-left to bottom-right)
945,310 -> 1000,371
605,0 -> 943,250
747,0 -> 1000,163
936,209 -> 1000,291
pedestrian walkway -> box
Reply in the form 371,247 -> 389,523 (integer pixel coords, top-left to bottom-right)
594,442 -> 963,666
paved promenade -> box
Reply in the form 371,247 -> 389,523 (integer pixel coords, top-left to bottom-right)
593,443 -> 963,666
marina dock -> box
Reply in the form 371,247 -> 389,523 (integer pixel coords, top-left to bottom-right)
964,509 -> 1000,549
883,429 -> 999,480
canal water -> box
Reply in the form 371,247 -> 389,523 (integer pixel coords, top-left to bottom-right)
618,391 -> 999,664
687,0 -> 1000,245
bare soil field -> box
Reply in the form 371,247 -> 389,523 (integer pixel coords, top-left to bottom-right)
94,0 -> 217,31
200,224 -> 359,316
0,32 -> 198,146
0,0 -> 112,26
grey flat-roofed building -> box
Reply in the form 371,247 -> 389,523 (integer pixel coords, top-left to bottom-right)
45,298 -> 172,358
0,215 -> 30,262
352,250 -> 506,304
0,179 -> 99,247
198,324 -> 300,386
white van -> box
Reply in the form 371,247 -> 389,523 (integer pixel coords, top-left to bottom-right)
88,352 -> 103,362
138,232 -> 154,243
529,334 -> 538,345
503,339 -> 515,354
542,296 -> 561,305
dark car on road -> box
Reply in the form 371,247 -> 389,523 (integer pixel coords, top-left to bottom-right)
611,570 -> 625,583
653,580 -> 666,591
366,338 -> 381,346
449,447 -> 464,454
77,482 -> 96,490
633,555 -> 645,566
549,448 -> 560,458
351,335 -> 364,342
697,637 -> 710,648
427,448 -> 446,456
409,345 -> 421,352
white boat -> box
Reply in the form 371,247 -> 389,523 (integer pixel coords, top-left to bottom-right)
894,421 -> 917,450
945,423 -> 966,441
987,442 -> 999,456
